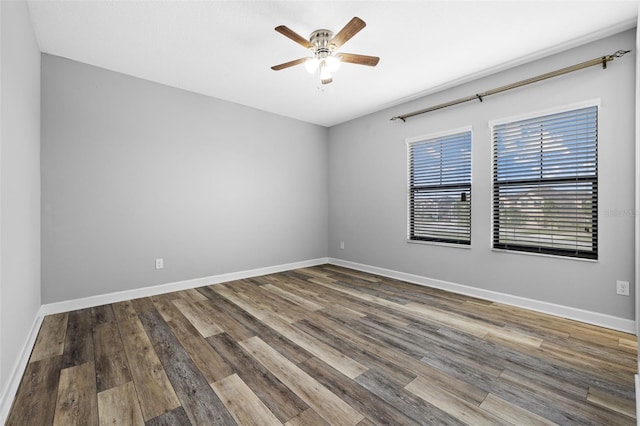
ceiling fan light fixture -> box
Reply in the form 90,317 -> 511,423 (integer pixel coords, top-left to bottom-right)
319,62 -> 332,81
325,55 -> 341,73
304,57 -> 319,74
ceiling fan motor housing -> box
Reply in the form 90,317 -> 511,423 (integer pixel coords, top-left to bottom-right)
309,29 -> 334,58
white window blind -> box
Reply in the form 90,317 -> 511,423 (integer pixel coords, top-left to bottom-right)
492,105 -> 598,259
408,131 -> 472,245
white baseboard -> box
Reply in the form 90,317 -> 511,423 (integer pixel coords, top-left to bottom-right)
328,258 -> 636,334
0,307 -> 46,424
41,257 -> 329,315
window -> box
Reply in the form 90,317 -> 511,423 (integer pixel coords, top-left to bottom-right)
407,129 -> 472,245
492,105 -> 598,259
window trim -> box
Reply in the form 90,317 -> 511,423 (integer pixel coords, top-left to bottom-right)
406,126 -> 473,246
489,100 -> 600,260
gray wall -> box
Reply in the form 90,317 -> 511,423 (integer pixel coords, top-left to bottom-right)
0,0 -> 41,401
41,55 -> 328,303
329,29 -> 636,320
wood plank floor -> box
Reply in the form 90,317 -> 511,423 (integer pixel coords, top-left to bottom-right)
7,265 -> 638,425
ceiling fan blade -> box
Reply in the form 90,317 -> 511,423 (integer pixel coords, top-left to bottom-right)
337,53 -> 380,67
329,17 -> 366,49
271,58 -> 307,71
275,25 -> 312,49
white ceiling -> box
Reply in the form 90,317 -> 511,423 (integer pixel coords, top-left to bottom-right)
27,1 -> 639,127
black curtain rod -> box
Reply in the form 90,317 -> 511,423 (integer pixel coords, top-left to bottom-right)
390,49 -> 631,122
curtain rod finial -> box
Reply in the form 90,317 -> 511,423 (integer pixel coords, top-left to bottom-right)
614,49 -> 631,58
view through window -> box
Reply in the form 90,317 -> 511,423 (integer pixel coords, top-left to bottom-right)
408,130 -> 472,245
492,105 -> 598,259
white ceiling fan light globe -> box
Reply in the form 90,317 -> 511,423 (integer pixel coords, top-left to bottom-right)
325,55 -> 341,72
319,62 -> 332,81
304,57 -> 319,74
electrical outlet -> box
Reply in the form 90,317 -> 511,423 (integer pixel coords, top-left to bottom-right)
155,258 -> 164,270
340,241 -> 345,250
616,280 -> 629,296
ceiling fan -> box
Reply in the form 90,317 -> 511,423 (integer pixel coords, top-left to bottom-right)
271,17 -> 380,85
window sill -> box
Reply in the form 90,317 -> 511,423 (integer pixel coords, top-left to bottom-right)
491,248 -> 598,263
407,239 -> 472,249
